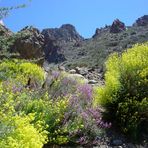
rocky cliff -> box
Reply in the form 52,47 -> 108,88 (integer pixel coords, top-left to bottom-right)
42,24 -> 84,63
0,15 -> 148,69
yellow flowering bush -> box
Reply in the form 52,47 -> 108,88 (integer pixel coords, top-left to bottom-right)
0,59 -> 107,146
24,95 -> 69,145
95,43 -> 148,140
0,113 -> 48,148
0,59 -> 45,86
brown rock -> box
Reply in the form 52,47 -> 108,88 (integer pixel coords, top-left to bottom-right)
14,26 -> 44,59
110,19 -> 126,33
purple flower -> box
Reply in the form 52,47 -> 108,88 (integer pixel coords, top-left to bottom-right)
62,77 -> 77,85
78,84 -> 92,100
12,86 -> 22,93
78,136 -> 88,145
81,111 -> 89,119
52,71 -> 60,79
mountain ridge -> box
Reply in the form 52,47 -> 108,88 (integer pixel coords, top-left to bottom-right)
0,15 -> 148,69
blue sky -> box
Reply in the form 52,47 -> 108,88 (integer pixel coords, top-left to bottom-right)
0,0 -> 148,38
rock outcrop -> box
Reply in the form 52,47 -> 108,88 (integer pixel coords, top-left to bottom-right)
1,15 -> 148,69
110,19 -> 126,33
133,15 -> 148,26
42,24 -> 84,63
43,38 -> 66,63
42,24 -> 83,43
14,26 -> 44,59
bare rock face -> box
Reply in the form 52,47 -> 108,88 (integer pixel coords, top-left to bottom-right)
42,24 -> 84,63
14,26 -> 44,59
42,24 -> 83,43
110,19 -> 126,33
133,15 -> 148,26
43,38 -> 66,63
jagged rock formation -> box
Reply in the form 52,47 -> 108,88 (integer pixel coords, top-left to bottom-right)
65,16 -> 147,68
13,26 -> 44,59
42,24 -> 84,63
42,24 -> 83,43
0,15 -> 148,69
110,19 -> 126,33
133,15 -> 148,26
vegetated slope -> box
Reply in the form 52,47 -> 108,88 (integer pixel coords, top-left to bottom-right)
60,17 -> 148,69
0,15 -> 148,69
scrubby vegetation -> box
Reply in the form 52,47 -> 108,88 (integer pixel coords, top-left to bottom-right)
95,43 -> 148,140
0,43 -> 147,147
0,59 -> 110,147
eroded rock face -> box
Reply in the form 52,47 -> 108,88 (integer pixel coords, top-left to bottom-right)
133,15 -> 148,26
42,24 -> 84,63
110,19 -> 126,33
42,24 -> 83,43
14,26 -> 44,59
43,38 -> 66,63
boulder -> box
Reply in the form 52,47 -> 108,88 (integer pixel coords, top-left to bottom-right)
112,139 -> 123,146
58,65 -> 65,71
110,19 -> 126,33
13,26 -> 44,59
75,67 -> 88,75
68,73 -> 89,84
69,69 -> 76,74
88,79 -> 98,84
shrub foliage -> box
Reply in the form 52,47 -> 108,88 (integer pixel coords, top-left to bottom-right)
95,43 -> 148,139
0,59 -> 108,147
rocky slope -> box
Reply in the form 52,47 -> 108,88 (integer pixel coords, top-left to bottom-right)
0,15 -> 148,69
60,15 -> 148,69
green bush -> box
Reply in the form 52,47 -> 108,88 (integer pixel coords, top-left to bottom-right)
24,95 -> 69,145
0,113 -> 48,148
0,59 -> 45,86
95,43 -> 148,140
0,59 -> 108,146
